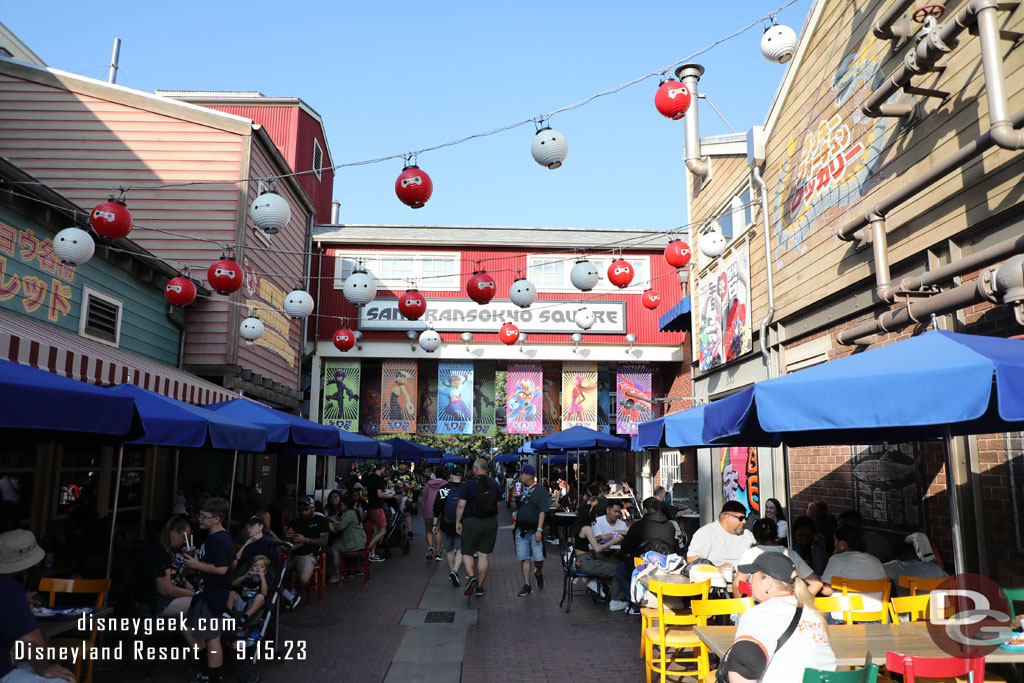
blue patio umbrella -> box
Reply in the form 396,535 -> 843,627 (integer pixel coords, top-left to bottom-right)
636,405 -> 713,448
382,437 -> 442,460
542,454 -> 577,466
493,452 -> 521,463
276,432 -> 394,460
530,425 -> 627,451
206,397 -> 340,448
440,453 -> 470,465
425,457 -> 442,465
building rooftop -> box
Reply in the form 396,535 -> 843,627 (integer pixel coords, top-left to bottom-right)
314,224 -> 682,249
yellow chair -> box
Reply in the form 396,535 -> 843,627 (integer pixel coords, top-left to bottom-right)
691,597 -> 754,682
644,579 -> 710,683
830,576 -> 892,623
814,594 -> 865,625
38,578 -> 111,683
640,576 -> 710,656
897,574 -> 946,596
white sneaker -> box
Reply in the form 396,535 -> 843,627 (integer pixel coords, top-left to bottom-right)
587,580 -> 598,593
609,600 -> 629,612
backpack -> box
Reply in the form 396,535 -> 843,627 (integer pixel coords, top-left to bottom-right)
637,537 -> 674,556
472,476 -> 498,517
442,484 -> 461,522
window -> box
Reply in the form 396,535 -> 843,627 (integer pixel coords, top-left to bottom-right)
334,252 -> 461,291
1,447 -> 36,524
312,139 -> 323,181
527,255 -> 651,293
79,287 -> 122,347
531,257 -> 564,288
660,450 -> 681,496
698,181 -> 756,271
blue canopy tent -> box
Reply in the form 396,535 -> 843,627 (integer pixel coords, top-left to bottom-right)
531,426 -> 628,505
382,437 -> 442,460
700,330 -> 1024,574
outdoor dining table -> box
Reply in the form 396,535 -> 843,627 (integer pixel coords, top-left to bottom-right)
37,605 -> 114,639
693,622 -> 1024,666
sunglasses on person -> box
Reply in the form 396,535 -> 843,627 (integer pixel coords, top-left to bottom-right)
727,513 -> 747,522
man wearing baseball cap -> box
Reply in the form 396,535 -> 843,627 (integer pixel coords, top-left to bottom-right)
0,530 -> 76,682
509,464 -> 550,597
721,553 -> 836,682
284,497 -> 329,600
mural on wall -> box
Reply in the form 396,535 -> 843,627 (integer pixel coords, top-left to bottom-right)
561,361 -> 598,430
697,240 -> 751,370
359,361 -> 382,436
473,362 -> 497,436
0,223 -> 76,324
771,36 -> 895,265
506,362 -> 543,435
616,362 -> 652,436
437,361 -> 473,435
720,446 -> 760,515
1006,432 -> 1024,551
380,360 -> 417,434
417,360 -> 438,435
242,265 -> 297,367
850,442 -> 923,530
321,359 -> 360,432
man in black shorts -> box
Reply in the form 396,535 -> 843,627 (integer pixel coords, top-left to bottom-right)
455,459 -> 500,597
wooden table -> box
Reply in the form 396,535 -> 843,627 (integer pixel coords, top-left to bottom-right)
37,606 -> 113,638
694,623 -> 1024,665
640,572 -> 692,587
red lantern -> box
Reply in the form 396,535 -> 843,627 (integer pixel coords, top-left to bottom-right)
466,270 -> 496,305
641,289 -> 661,310
165,276 -> 197,307
89,199 -> 133,240
333,328 -> 356,352
654,80 -> 691,120
207,258 -> 243,295
395,165 -> 433,209
664,240 -> 692,268
499,322 -> 520,345
607,259 -> 634,288
398,289 -> 427,320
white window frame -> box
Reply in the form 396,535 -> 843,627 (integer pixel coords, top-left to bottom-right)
527,254 -> 652,293
660,449 -> 681,495
696,179 -> 755,275
333,251 -> 462,291
312,139 -> 323,181
78,286 -> 123,348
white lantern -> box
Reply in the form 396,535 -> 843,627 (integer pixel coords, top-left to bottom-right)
249,190 -> 291,234
700,227 -> 728,258
240,316 -> 265,341
570,259 -> 600,292
283,289 -> 315,319
574,306 -> 596,330
343,268 -> 376,306
508,278 -> 537,308
761,24 -> 798,64
53,227 -> 95,266
531,127 -> 568,169
419,327 -> 441,352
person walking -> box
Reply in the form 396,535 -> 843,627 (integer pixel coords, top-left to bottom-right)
421,466 -> 447,561
455,458 -> 500,597
433,471 -> 465,587
509,464 -> 550,597
365,462 -> 393,562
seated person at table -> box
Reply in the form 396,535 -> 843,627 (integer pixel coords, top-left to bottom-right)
328,496 -> 367,581
653,486 -> 686,520
572,503 -> 629,611
237,515 -> 280,569
138,515 -> 195,621
791,515 -> 828,576
620,497 -> 677,559
734,518 -> 823,597
592,500 -> 627,541
228,554 -> 269,625
284,497 -> 330,597
883,540 -> 948,596
686,501 -> 754,569
719,553 -> 836,683
819,525 -> 887,622
837,509 -> 892,563
619,480 -> 633,497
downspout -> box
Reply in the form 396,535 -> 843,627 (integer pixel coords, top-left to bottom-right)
751,167 -> 775,364
975,0 -> 1024,149
166,303 -> 186,370
675,64 -> 709,178
868,213 -> 893,302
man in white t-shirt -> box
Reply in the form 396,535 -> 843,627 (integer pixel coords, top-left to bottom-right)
686,501 -> 754,568
725,553 -> 836,682
820,525 -> 887,622
591,500 -> 627,542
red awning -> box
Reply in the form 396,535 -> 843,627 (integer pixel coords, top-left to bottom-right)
0,309 -> 236,405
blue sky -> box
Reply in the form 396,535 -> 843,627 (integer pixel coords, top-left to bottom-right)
5,1 -> 811,231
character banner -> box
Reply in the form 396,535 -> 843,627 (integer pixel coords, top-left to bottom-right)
506,362 -> 543,435
561,361 -> 598,430
437,361 -> 474,434
473,362 -> 496,436
542,363 -> 561,436
597,363 -> 611,434
697,239 -> 751,370
380,360 -> 417,434
322,359 -> 360,432
616,362 -> 652,435
417,360 -> 438,435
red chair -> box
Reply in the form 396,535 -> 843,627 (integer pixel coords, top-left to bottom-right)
737,580 -> 752,597
884,652 -> 989,683
306,549 -> 326,605
339,522 -> 373,585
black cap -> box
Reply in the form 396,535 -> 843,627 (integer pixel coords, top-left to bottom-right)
737,552 -> 797,583
297,496 -> 314,509
245,515 -> 264,526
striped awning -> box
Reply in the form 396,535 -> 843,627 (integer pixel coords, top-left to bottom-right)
0,309 -> 236,405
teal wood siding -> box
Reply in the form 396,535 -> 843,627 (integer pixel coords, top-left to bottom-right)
0,205 -> 181,366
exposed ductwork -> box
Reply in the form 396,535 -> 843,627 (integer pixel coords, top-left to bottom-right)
675,63 -> 709,178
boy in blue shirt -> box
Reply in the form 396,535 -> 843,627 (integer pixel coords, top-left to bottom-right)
184,497 -> 234,683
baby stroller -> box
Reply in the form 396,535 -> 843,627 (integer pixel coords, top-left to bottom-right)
378,504 -> 410,559
229,539 -> 294,683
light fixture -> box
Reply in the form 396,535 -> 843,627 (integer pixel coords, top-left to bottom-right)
419,326 -> 442,352
333,327 -> 356,352
395,165 -> 434,209
518,332 -> 529,353
461,331 -> 474,351
165,275 -> 197,307
761,21 -> 798,64
625,333 -> 638,351
208,257 -> 243,295
90,192 -> 133,240
700,225 -> 727,258
571,332 -> 583,355
249,190 -> 291,234
406,329 -> 419,351
240,315 -> 265,341
654,79 -> 692,120
530,127 -> 568,169
343,265 -> 376,306
570,259 -> 600,292
53,227 -> 95,266
353,329 -> 364,351
574,306 -> 596,330
283,289 -> 315,319
508,278 -> 537,308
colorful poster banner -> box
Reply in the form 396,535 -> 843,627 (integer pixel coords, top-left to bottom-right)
321,359 -> 360,432
473,361 -> 496,436
697,239 -> 751,370
417,360 -> 438,435
506,362 -> 543,435
542,363 -> 561,436
616,362 -> 652,435
561,361 -> 598,430
359,361 -> 382,436
721,446 -> 760,516
380,360 -> 417,434
437,361 -> 474,434
597,363 -> 611,434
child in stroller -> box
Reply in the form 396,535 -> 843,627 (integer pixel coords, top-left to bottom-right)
378,503 -> 411,558
228,555 -> 269,634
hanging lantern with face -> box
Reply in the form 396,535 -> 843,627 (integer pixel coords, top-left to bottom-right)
575,306 -> 596,330
508,278 -> 536,309
466,270 -> 497,305
398,289 -> 427,320
283,289 -> 315,319
333,328 -> 356,352
89,197 -> 133,240
761,23 -> 798,64
165,276 -> 197,307
249,190 -> 292,234
570,259 -> 600,292
395,165 -> 434,209
664,239 -> 692,268
419,327 -> 442,352
641,289 -> 661,310
240,316 -> 265,341
654,80 -> 691,120
530,127 -> 568,169
343,267 -> 376,306
498,322 -> 521,345
607,259 -> 634,288
700,228 -> 728,258
208,258 -> 244,295
53,227 -> 95,266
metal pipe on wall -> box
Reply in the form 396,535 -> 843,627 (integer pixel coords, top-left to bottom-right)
892,232 -> 1024,298
675,64 -> 709,178
975,1 -> 1024,149
869,213 -> 892,301
873,0 -> 916,40
752,167 -> 776,364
